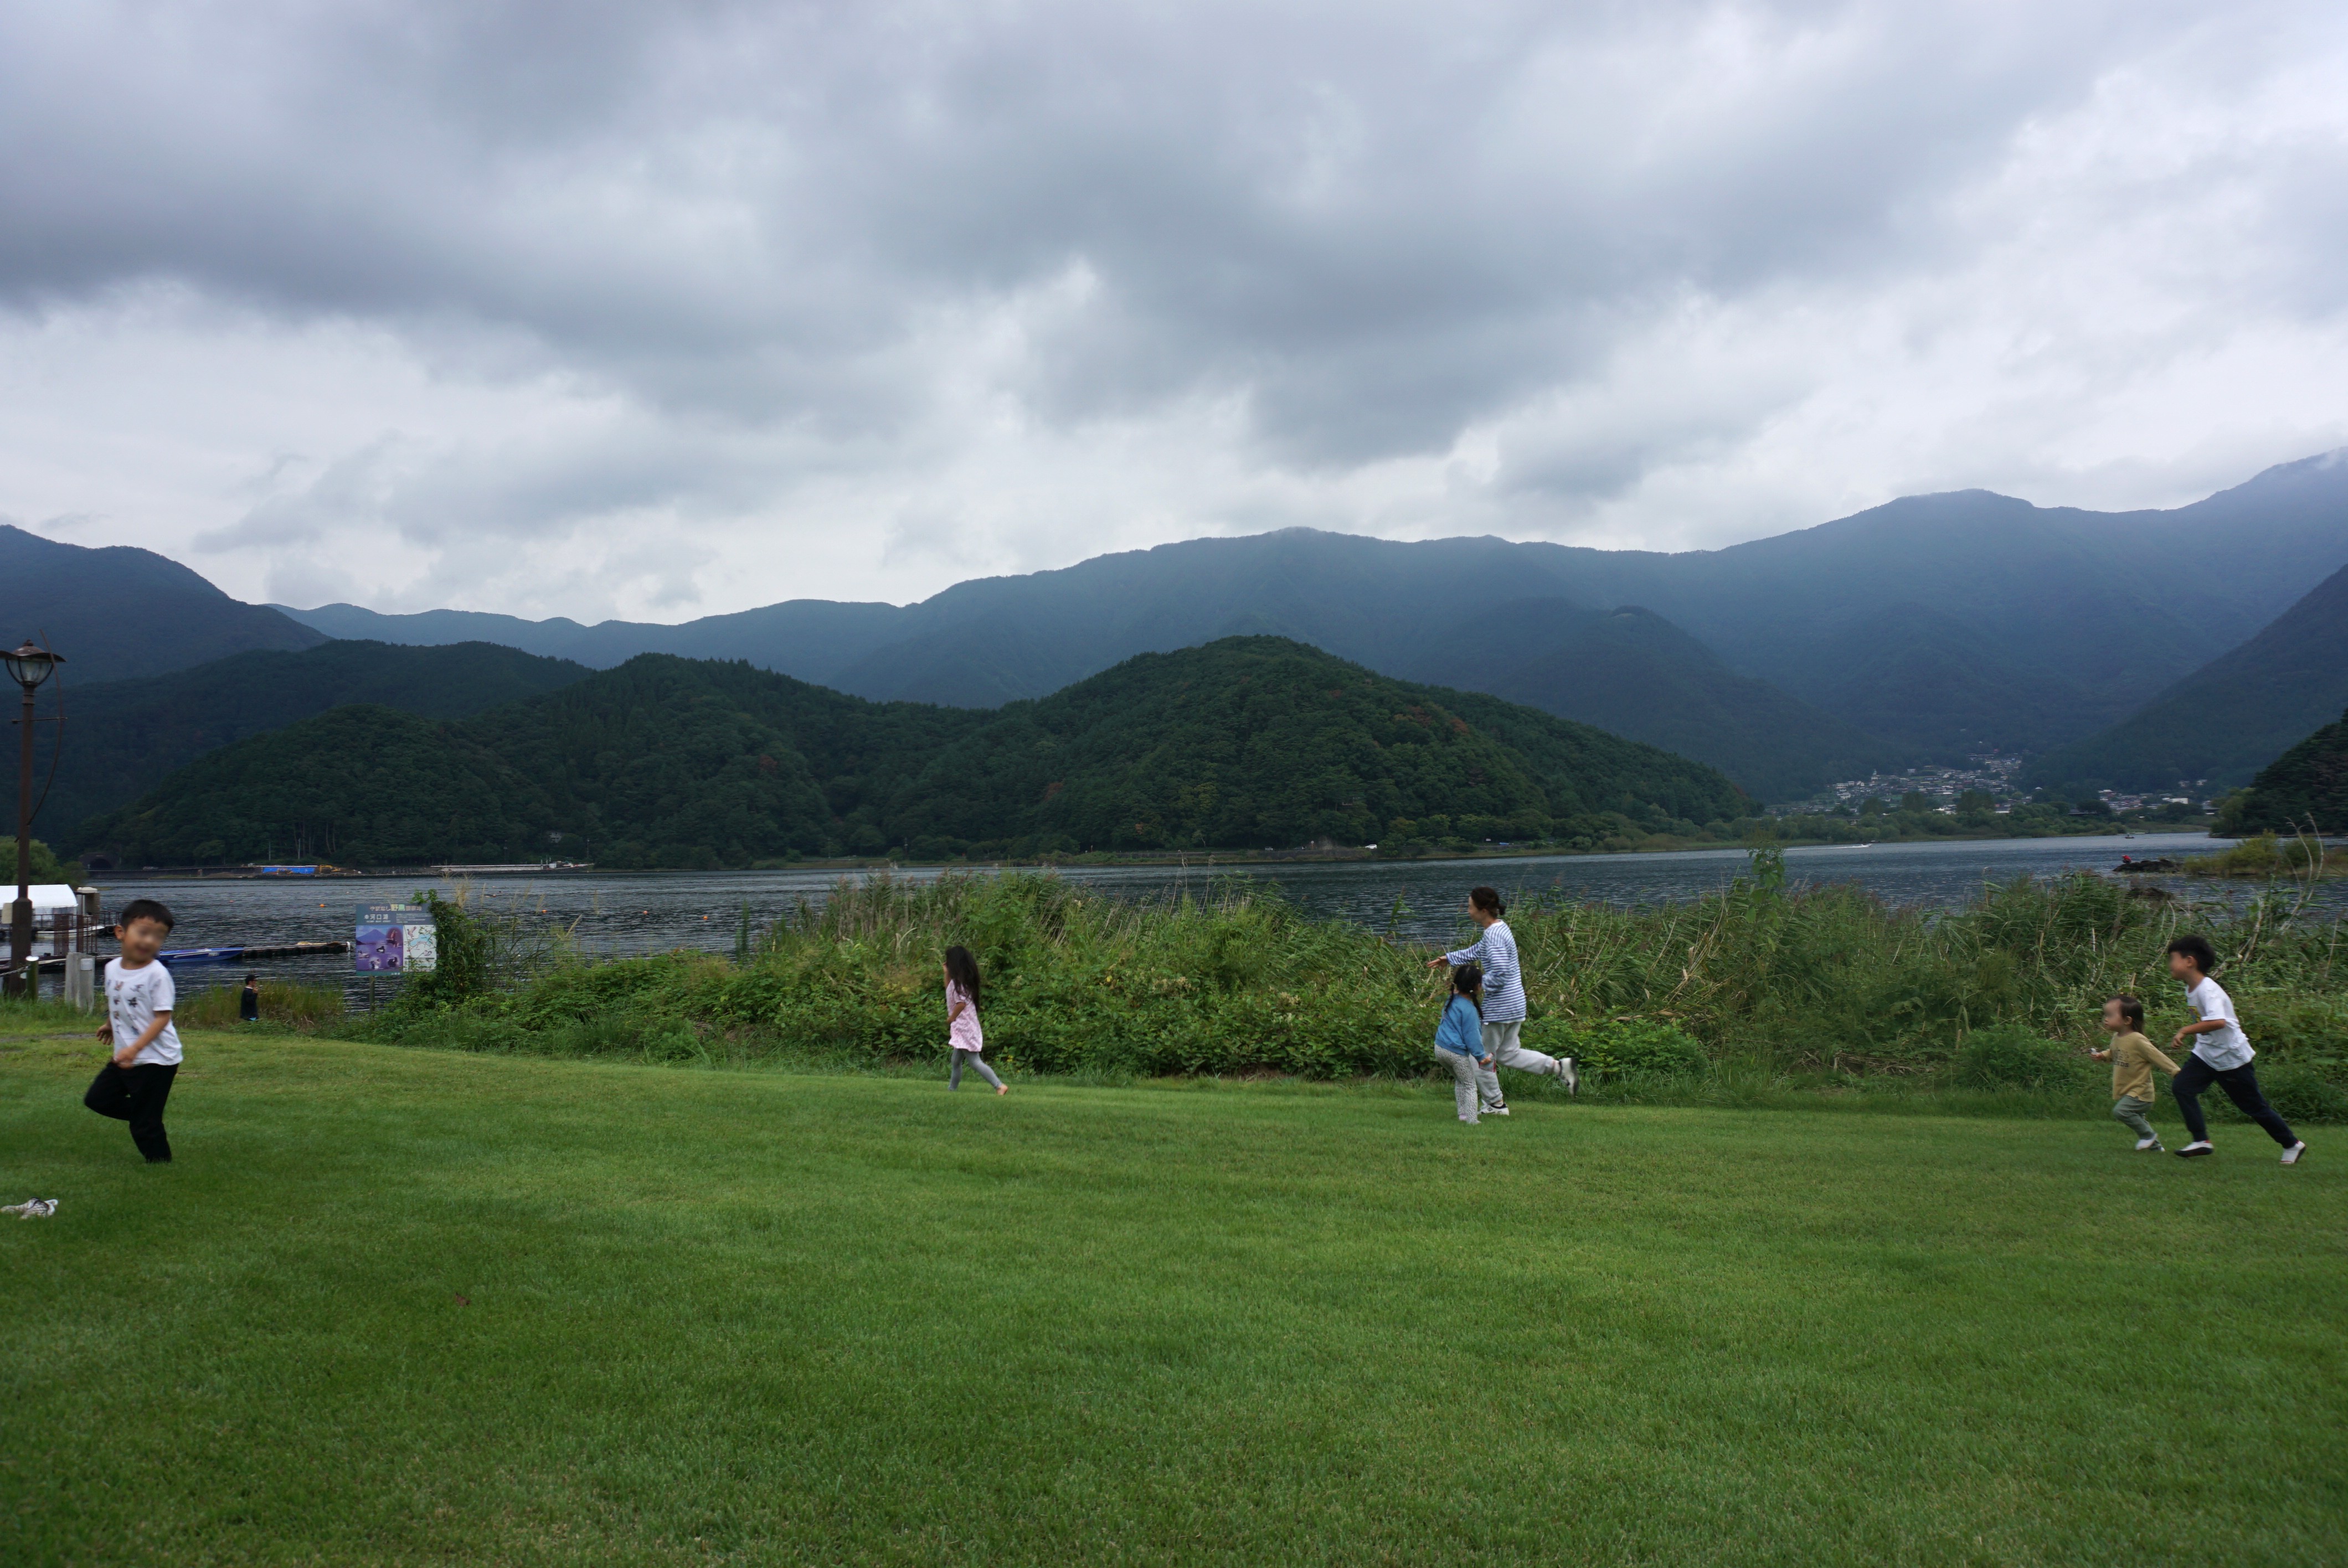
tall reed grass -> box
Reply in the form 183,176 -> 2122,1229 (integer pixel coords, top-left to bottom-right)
358,861 -> 2348,1119
178,979 -> 347,1030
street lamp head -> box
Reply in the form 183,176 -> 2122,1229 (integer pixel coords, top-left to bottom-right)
2,641 -> 61,692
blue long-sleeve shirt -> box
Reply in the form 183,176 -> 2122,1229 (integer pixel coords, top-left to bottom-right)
1443,920 -> 1525,1022
1434,994 -> 1486,1057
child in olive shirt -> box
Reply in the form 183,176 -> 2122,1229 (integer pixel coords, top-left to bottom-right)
2089,994 -> 2177,1152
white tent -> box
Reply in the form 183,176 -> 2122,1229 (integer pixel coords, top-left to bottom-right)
8,885 -> 87,957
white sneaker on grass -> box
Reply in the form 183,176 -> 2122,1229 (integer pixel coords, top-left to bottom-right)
2135,1136 -> 2163,1152
1484,1104 -> 1511,1117
1559,1058 -> 1579,1096
2281,1142 -> 2306,1165
2176,1141 -> 2215,1159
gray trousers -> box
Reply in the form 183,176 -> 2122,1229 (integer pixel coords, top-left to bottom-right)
2112,1095 -> 2158,1141
1437,1046 -> 1503,1122
1484,1020 -> 1564,1079
950,1050 -> 1005,1091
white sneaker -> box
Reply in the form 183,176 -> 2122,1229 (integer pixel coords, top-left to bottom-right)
2176,1141 -> 2215,1159
2135,1136 -> 2163,1152
2281,1142 -> 2306,1165
1559,1057 -> 1579,1095
1484,1103 -> 1511,1117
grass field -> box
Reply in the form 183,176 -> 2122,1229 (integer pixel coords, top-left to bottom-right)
3,1028 -> 2344,1565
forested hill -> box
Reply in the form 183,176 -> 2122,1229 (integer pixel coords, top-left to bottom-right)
2223,708 -> 2348,834
10,640 -> 592,842
81,638 -> 1745,867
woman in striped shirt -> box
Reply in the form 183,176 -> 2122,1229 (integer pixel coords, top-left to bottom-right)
1428,886 -> 1577,1102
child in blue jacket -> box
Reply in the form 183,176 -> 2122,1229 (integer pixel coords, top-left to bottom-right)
1435,963 -> 1503,1124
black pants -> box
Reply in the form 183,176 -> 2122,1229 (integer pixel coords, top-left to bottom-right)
2171,1055 -> 2296,1147
84,1062 -> 177,1163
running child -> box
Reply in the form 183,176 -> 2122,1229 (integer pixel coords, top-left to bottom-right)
943,945 -> 1007,1094
1428,886 -> 1575,1104
2164,935 -> 2305,1163
2088,994 -> 2177,1152
84,898 -> 182,1163
1434,963 -> 1504,1125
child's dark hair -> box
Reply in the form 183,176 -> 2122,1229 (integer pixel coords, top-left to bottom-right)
117,898 -> 174,932
2110,994 -> 2145,1030
2167,935 -> 2218,974
1470,886 -> 1504,916
1451,962 -> 1484,1017
944,945 -> 981,1004
244,972 -> 259,984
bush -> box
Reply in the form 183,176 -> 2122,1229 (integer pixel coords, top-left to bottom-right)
1954,1025 -> 2089,1091
2247,1060 -> 2348,1126
1542,1018 -> 1708,1082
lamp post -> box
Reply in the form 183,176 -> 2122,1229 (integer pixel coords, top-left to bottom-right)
6,639 -> 62,999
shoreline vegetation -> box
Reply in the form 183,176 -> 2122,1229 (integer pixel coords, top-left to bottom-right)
161,850 -> 2332,1125
2177,830 -> 2343,881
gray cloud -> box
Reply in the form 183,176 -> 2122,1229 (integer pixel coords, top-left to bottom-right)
1,1 -> 2344,616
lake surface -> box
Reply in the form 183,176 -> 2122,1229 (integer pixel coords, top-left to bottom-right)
57,831 -> 2334,1009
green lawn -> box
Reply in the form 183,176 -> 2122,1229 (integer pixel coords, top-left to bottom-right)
2,1031 -> 2342,1566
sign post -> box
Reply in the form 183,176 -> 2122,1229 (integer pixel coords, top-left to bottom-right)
356,905 -> 436,1007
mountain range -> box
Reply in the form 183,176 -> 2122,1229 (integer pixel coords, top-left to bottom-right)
83,639 -> 1747,866
8,450 -> 2346,822
274,451 -> 2348,791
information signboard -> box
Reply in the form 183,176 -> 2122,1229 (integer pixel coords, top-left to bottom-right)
356,905 -> 437,973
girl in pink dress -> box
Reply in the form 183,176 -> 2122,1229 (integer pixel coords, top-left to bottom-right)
944,945 -> 1006,1094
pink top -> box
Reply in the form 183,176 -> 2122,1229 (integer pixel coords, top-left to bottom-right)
946,980 -> 984,1053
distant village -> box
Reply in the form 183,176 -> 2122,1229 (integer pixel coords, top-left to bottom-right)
1773,755 -> 2210,817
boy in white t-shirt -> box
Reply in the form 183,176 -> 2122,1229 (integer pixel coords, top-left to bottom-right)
2164,934 -> 2305,1165
83,899 -> 183,1164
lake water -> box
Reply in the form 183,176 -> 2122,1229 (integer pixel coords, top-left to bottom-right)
54,831 -> 2335,1009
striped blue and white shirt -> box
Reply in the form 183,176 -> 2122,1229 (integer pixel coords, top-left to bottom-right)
1443,920 -> 1525,1022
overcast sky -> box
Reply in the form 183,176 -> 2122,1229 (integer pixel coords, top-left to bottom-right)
4,1 -> 2345,620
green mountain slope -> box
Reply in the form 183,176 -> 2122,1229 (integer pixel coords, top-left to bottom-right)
1,523 -> 327,684
2024,561 -> 2348,797
80,639 -> 1744,866
1393,601 -> 1891,802
91,706 -> 552,866
2223,708 -> 2348,834
8,641 -> 591,844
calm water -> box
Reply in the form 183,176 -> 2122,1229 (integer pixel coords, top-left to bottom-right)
58,831 -> 2331,1009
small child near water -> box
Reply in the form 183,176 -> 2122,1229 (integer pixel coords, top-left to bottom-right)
1434,963 -> 1502,1125
2088,994 -> 2177,1152
943,945 -> 1007,1095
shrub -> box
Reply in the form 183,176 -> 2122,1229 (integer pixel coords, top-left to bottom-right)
1953,1025 -> 2089,1091
1542,1018 -> 1708,1081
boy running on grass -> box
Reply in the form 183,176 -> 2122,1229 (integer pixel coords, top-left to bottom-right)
84,898 -> 182,1164
2164,935 -> 2305,1164
1427,886 -> 1575,1105
2088,994 -> 2177,1152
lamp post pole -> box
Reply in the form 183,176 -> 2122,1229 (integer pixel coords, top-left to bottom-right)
6,640 -> 62,1000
